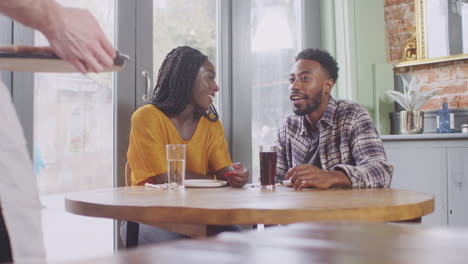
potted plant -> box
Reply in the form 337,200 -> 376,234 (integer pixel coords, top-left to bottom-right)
385,76 -> 440,134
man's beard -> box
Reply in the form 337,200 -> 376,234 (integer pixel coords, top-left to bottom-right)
293,90 -> 322,116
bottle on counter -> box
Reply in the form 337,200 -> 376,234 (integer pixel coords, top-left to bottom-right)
436,97 -> 455,133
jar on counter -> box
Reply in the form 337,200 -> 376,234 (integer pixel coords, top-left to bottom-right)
461,124 -> 468,133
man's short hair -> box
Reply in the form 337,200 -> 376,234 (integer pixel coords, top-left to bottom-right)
295,48 -> 339,83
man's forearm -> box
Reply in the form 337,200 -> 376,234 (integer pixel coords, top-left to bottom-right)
0,0 -> 61,36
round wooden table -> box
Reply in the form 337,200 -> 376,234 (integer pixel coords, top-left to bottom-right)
65,186 -> 434,225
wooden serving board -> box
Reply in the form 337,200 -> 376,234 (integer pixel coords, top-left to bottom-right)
0,45 -> 129,72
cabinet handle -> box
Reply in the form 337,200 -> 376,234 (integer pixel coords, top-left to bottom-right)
142,70 -> 152,101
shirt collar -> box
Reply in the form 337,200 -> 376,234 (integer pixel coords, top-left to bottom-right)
298,96 -> 336,136
299,116 -> 308,137
319,96 -> 336,128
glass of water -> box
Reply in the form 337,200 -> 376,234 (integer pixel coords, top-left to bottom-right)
166,144 -> 186,190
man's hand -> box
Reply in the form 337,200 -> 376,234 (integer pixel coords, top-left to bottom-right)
285,164 -> 351,190
43,7 -> 116,73
224,162 -> 248,188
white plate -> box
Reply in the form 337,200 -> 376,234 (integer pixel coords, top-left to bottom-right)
185,179 -> 228,188
282,180 -> 292,187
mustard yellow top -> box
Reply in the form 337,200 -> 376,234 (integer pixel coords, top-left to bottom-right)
127,104 -> 232,186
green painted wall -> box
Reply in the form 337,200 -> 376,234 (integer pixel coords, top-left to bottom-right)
320,0 -> 337,98
353,0 -> 393,135
321,0 -> 394,135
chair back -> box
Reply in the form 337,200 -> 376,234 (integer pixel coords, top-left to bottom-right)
125,161 -> 131,187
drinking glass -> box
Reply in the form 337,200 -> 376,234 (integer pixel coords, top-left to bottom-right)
166,144 -> 186,190
259,145 -> 277,189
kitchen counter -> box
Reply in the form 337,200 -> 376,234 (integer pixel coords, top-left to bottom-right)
381,133 -> 468,141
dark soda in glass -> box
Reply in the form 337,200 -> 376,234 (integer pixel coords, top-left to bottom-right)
259,145 -> 277,188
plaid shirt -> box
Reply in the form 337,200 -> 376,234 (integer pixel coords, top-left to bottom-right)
275,97 -> 392,188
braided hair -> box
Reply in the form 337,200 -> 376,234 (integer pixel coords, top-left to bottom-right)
150,46 -> 219,122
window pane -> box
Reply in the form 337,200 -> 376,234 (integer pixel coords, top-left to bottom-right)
33,0 -> 115,261
152,0 -> 218,106
251,0 -> 300,180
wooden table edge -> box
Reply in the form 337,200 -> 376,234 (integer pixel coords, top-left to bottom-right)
65,195 -> 435,225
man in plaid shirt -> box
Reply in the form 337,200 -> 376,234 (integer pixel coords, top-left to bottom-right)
276,48 -> 392,190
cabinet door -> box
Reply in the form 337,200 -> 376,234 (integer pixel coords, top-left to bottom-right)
448,148 -> 468,226
385,147 -> 447,225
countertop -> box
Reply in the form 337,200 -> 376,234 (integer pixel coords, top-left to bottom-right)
381,133 -> 468,141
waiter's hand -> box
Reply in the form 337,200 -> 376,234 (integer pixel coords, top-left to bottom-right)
286,164 -> 351,190
43,7 -> 116,73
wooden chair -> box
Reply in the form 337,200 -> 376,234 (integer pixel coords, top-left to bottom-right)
124,161 -> 132,187
387,164 -> 418,223
123,161 -> 140,249
0,208 -> 13,262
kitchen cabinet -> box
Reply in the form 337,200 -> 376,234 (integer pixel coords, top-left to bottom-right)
382,133 -> 468,226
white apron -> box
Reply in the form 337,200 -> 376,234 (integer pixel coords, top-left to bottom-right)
0,81 -> 46,262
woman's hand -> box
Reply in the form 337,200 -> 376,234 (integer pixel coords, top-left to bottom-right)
222,162 -> 248,188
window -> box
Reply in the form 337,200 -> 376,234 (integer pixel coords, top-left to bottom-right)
33,1 -> 115,261
233,0 -> 301,180
152,0 -> 218,107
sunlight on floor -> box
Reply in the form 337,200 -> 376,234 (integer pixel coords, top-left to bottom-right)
41,194 -> 114,262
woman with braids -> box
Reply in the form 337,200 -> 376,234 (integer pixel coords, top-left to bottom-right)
123,46 -> 248,244
128,46 -> 248,187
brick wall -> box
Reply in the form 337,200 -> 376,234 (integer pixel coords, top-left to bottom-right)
384,0 -> 468,110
